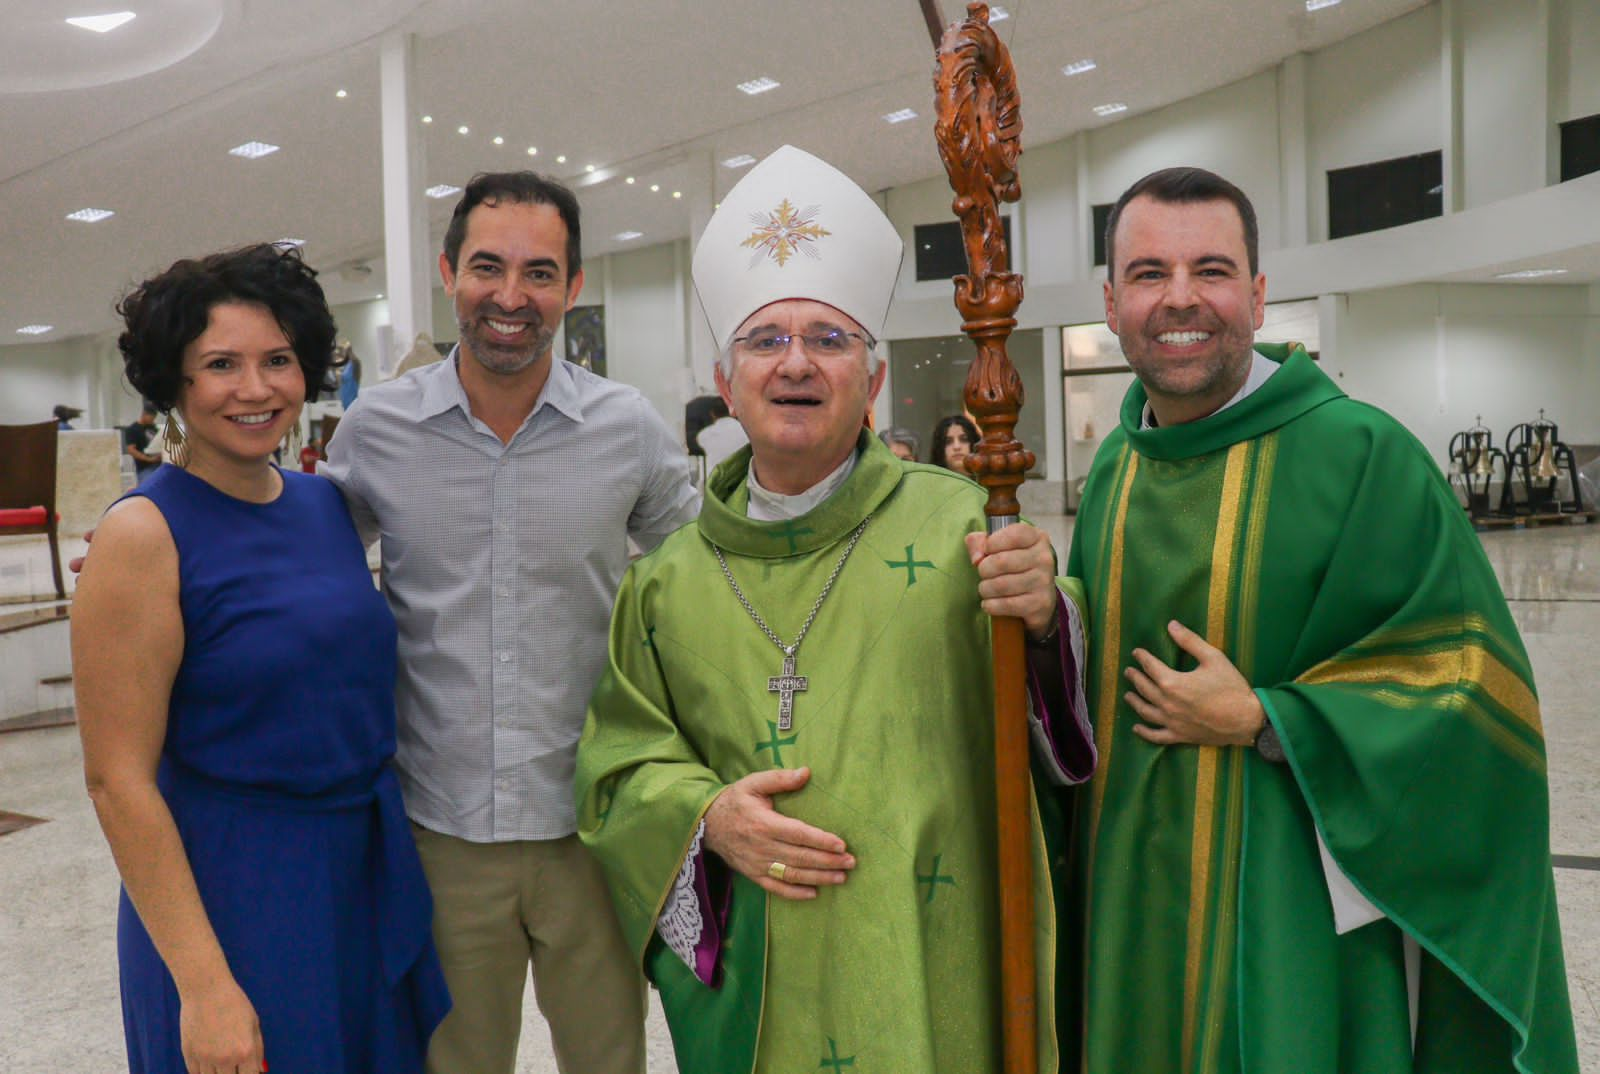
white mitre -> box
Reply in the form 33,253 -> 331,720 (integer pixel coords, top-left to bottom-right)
692,145 -> 904,350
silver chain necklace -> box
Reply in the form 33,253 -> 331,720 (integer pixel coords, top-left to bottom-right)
712,515 -> 872,733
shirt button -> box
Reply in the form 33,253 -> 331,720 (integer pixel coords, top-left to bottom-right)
497,778 -> 510,792
496,586 -> 510,598
497,651 -> 510,663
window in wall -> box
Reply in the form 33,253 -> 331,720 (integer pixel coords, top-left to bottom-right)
887,328 -> 1043,471
913,217 -> 1013,281
1326,151 -> 1443,240
1559,113 -> 1600,182
1091,203 -> 1112,268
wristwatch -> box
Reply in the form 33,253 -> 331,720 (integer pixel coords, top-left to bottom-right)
1253,718 -> 1286,764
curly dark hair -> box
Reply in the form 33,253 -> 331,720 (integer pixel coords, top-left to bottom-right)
930,414 -> 980,471
116,244 -> 339,411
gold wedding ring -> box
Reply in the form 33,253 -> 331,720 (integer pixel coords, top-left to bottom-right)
767,860 -> 788,882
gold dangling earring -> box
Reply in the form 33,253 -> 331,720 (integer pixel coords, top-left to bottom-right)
162,411 -> 189,468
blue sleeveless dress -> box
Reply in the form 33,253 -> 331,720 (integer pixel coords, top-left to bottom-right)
115,465 -> 450,1073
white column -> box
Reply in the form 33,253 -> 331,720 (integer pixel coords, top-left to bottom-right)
1040,325 -> 1065,482
1545,0 -> 1570,186
1073,131 -> 1093,277
682,149 -> 716,395
379,32 -> 433,378
1277,52 -> 1310,249
1440,0 -> 1465,214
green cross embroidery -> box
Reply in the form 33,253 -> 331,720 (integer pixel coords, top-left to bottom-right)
595,787 -> 614,824
917,853 -> 955,904
754,721 -> 798,767
886,544 -> 936,587
772,520 -> 815,554
820,1038 -> 856,1070
642,625 -> 657,650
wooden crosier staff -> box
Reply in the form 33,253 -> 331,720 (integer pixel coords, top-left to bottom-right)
933,4 -> 1037,1073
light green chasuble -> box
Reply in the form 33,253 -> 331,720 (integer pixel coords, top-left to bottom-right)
578,432 -> 1063,1074
1060,345 -> 1577,1074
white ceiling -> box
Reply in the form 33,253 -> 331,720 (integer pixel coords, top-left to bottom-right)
0,0 -> 1469,346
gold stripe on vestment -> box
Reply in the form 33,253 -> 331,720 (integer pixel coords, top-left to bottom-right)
1298,643 -> 1541,736
1231,433 -> 1277,678
1181,440 -> 1250,1074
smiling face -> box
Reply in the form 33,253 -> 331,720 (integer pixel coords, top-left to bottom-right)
714,299 -> 886,495
440,199 -> 584,377
175,301 -> 306,470
1104,195 -> 1265,425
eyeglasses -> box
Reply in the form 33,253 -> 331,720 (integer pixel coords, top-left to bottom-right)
730,328 -> 872,359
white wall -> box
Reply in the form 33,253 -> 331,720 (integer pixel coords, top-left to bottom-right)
0,337 -> 109,427
1461,0 -> 1550,207
1560,0 -> 1600,122
1330,283 -> 1598,464
601,241 -> 690,442
1306,3 -> 1442,242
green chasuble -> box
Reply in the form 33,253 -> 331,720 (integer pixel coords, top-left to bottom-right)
1061,344 -> 1577,1074
577,432 -> 1067,1074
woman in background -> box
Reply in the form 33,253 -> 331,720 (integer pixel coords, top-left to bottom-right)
72,244 -> 448,1074
930,413 -> 979,473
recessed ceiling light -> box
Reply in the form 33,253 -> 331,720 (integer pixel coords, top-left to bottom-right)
336,89 -> 348,99
65,11 -> 135,33
1494,268 -> 1569,279
526,146 -> 538,156
421,114 -> 433,123
229,141 -> 280,159
625,176 -> 635,184
650,183 -> 660,192
273,238 -> 306,248
493,136 -> 504,145
1093,102 -> 1128,116
376,293 -> 384,300
1305,0 -> 1341,9
737,77 -> 781,96
1062,59 -> 1097,76
883,108 -> 919,124
989,5 -> 1010,19
722,154 -> 756,169
16,325 -> 53,335
65,207 -> 114,222
672,190 -> 682,199
556,154 -> 567,164
586,164 -> 596,173
425,184 -> 462,199
614,231 -> 644,241
457,125 -> 469,135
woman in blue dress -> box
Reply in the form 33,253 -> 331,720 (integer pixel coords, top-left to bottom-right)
72,244 -> 449,1074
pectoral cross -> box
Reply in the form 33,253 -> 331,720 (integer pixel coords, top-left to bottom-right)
767,651 -> 808,732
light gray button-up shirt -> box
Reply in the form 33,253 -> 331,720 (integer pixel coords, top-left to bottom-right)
322,351 -> 699,842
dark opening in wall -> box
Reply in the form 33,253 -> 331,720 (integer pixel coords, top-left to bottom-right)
1091,203 -> 1112,268
1327,150 -> 1443,240
913,217 -> 1013,281
1559,113 -> 1600,182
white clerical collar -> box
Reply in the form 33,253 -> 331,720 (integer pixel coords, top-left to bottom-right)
746,451 -> 858,521
1140,350 -> 1279,430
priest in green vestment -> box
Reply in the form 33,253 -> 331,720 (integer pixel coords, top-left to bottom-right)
1060,166 -> 1578,1074
576,146 -> 1096,1074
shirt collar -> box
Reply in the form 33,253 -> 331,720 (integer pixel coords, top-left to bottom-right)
417,345 -> 587,424
745,451 -> 858,521
1139,349 -> 1278,430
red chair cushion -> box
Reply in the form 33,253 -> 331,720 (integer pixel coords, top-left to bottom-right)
0,507 -> 50,528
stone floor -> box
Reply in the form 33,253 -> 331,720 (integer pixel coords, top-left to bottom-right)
0,520 -> 1596,1072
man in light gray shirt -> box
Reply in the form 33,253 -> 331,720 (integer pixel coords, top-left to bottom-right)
323,171 -> 697,1074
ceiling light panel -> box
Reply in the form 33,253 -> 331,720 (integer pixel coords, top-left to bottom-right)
883,108 -> 918,124
737,77 -> 780,95
229,141 -> 280,159
722,154 -> 756,169
1494,268 -> 1569,279
273,238 -> 306,248
1305,0 -> 1341,9
1062,59 -> 1097,76
17,325 -> 54,335
988,5 -> 1010,20
1093,102 -> 1128,116
614,231 -> 643,241
65,11 -> 136,33
65,207 -> 114,222
425,184 -> 462,199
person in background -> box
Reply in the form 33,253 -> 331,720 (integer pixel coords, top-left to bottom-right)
122,404 -> 163,482
72,243 -> 450,1074
54,404 -> 83,430
930,413 -> 978,472
878,426 -> 918,462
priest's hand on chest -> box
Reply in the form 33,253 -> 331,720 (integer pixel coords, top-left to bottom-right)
1122,620 -> 1266,748
703,766 -> 857,900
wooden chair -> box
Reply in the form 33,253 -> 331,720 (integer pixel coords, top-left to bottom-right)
0,422 -> 65,600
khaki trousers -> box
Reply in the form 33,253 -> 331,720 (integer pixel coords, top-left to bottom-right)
411,825 -> 647,1074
